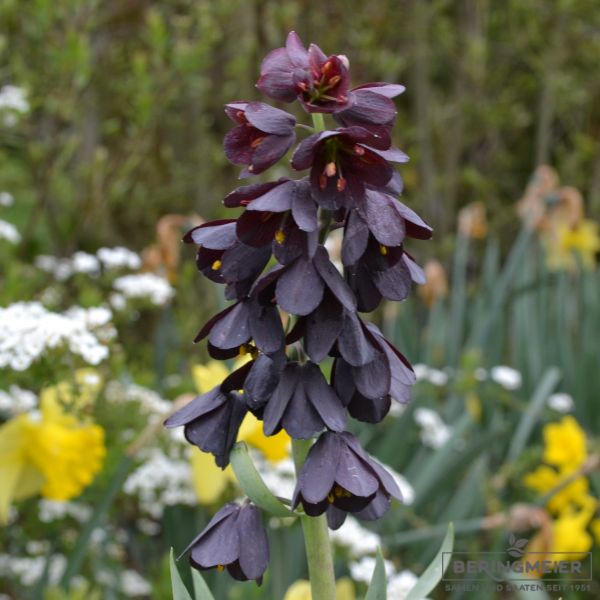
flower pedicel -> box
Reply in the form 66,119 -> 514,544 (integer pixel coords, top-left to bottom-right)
165,30 -> 432,588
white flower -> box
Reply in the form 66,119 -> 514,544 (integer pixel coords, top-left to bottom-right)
0,85 -> 29,113
113,273 -> 174,306
0,192 -> 14,207
38,500 -> 92,523
388,570 -> 431,600
349,556 -> 395,584
412,364 -> 448,386
121,570 -> 152,597
35,255 -> 73,281
490,366 -> 522,390
414,407 -> 452,449
0,302 -> 111,371
0,219 -> 20,244
123,449 -> 196,518
105,381 -> 171,415
72,251 -> 100,275
97,246 -> 142,270
547,392 -> 574,413
330,516 -> 381,557
0,386 -> 37,414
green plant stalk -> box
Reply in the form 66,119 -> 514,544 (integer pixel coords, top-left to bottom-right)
292,438 -> 336,600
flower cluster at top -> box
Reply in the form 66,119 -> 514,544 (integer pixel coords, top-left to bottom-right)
164,31 -> 432,584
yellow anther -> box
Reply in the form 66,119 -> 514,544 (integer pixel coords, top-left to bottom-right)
217,565 -> 225,572
327,492 -> 335,504
379,245 -> 388,256
211,259 -> 222,270
274,230 -> 286,244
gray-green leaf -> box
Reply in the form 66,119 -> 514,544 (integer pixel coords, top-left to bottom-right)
169,548 -> 193,600
405,522 -> 454,600
365,548 -> 387,600
230,442 -> 296,518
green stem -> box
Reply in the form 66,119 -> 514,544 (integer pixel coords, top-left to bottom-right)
292,439 -> 336,600
311,112 -> 326,131
310,113 -> 333,244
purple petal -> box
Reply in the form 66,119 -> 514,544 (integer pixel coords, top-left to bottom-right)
224,126 -> 254,165
275,257 -> 324,316
368,145 -> 409,163
335,445 -> 379,497
361,190 -> 406,246
393,201 -> 433,240
190,509 -> 240,568
224,180 -> 285,208
342,211 -> 369,265
245,102 -> 296,134
345,263 -> 382,312
403,253 -> 426,284
352,82 -> 406,98
194,304 -> 237,343
295,432 -> 341,504
263,363 -> 298,436
236,210 -> 282,247
371,256 -> 412,301
354,490 -> 391,521
244,352 -> 285,410
313,246 -> 356,311
305,293 -> 344,362
283,381 -> 324,439
208,301 -> 251,349
236,505 -> 269,580
249,132 -> 296,175
348,392 -> 391,424
164,388 -> 224,428
352,355 -> 391,399
184,220 -> 238,248
303,362 -> 346,432
338,312 -> 376,367
291,133 -> 321,170
181,503 -> 240,558
365,457 -> 402,500
249,302 -> 284,354
246,179 -> 294,212
257,47 -> 297,102
286,31 -> 309,66
291,179 -> 318,232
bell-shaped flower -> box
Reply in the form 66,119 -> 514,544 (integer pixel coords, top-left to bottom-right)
182,502 -> 269,583
292,127 -> 408,209
262,361 -> 346,439
292,431 -> 401,524
332,323 -> 416,423
224,102 -> 296,177
165,385 -> 248,468
257,31 -> 350,113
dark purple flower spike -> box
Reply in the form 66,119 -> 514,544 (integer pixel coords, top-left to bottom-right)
292,431 -> 401,527
182,502 -> 269,583
170,30 -> 433,586
224,102 -> 296,177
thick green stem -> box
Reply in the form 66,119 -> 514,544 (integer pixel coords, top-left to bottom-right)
311,112 -> 326,131
292,439 -> 336,600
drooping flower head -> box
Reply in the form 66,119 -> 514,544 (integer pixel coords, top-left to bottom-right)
182,502 -> 269,583
257,32 -> 350,113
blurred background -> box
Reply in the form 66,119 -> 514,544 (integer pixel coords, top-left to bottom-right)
0,1 -> 599,599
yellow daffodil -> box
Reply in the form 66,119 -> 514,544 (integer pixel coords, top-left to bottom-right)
551,498 -> 596,561
542,416 -> 587,469
590,519 -> 600,545
523,465 -> 588,514
284,578 -> 355,600
0,371 -> 105,523
189,359 -> 291,505
545,219 -> 600,271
